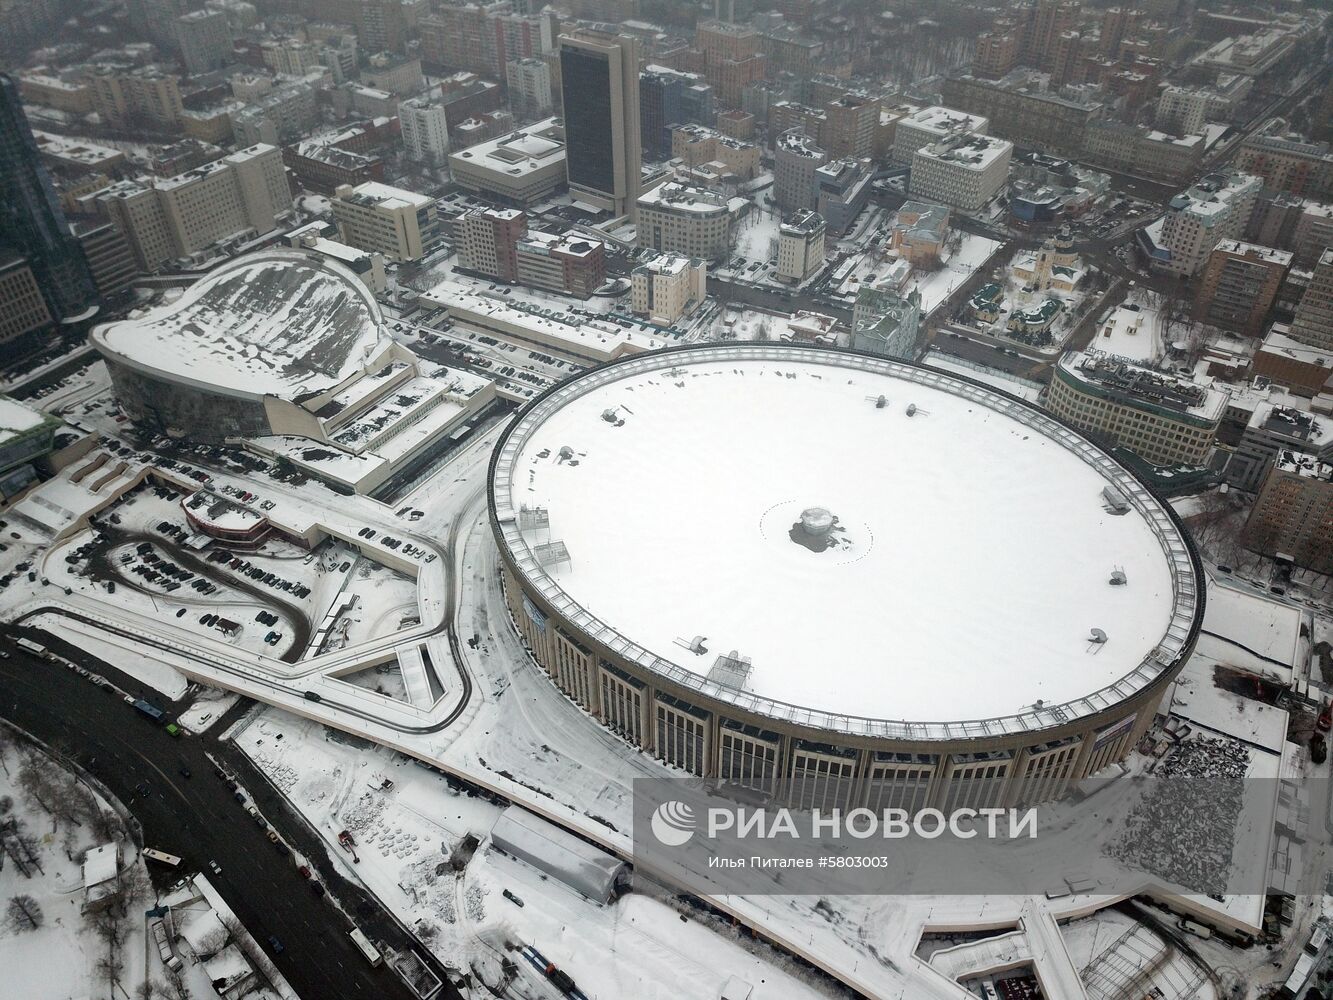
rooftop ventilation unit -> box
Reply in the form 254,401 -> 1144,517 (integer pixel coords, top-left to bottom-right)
1088,627 -> 1108,645
1101,485 -> 1130,515
707,650 -> 753,690
517,505 -> 549,533
1109,568 -> 1127,586
533,540 -> 571,570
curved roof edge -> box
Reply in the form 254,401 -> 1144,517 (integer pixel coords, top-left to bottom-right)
488,341 -> 1205,743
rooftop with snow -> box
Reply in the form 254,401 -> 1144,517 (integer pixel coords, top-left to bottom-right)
494,347 -> 1197,728
90,249 -> 390,401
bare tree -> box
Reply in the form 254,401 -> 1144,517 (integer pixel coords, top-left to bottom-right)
194,925 -> 230,961
120,864 -> 154,910
160,969 -> 190,1000
134,981 -> 158,1000
7,894 -> 44,931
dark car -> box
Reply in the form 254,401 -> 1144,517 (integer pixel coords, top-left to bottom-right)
267,935 -> 284,954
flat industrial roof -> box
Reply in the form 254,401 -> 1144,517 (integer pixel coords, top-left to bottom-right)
496,348 -> 1196,728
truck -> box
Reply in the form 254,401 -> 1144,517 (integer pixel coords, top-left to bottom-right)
133,700 -> 165,723
143,848 -> 181,866
151,920 -> 183,972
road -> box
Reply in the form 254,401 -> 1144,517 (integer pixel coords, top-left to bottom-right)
0,629 -> 461,1000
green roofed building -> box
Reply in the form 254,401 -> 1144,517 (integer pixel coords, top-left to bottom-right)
0,395 -> 60,498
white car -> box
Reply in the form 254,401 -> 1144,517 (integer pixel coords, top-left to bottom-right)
208,860 -> 222,875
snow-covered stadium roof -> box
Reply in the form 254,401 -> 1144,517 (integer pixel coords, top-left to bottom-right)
491,345 -> 1201,737
91,250 -> 390,402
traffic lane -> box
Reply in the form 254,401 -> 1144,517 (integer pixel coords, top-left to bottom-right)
0,650 -> 418,1000
930,333 -> 1041,376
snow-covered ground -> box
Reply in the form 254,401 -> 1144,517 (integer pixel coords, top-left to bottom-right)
235,708 -> 842,1000
0,730 -> 150,1000
912,233 -> 1005,315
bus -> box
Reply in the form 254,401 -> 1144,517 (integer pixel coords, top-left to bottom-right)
133,700 -> 165,723
349,928 -> 382,968
15,638 -> 46,657
143,848 -> 181,867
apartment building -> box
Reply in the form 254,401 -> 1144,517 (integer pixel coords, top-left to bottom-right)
88,66 -> 183,130
507,57 -> 553,119
457,207 -> 526,281
669,123 -> 760,180
1149,171 -> 1261,278
892,106 -> 988,164
941,73 -> 1099,160
1082,122 -> 1204,185
399,97 -> 450,164
776,209 -> 826,284
631,253 -> 706,325
635,181 -> 739,261
175,9 -> 232,76
1236,117 -> 1333,200
1243,451 -> 1333,573
909,134 -> 1013,213
1193,240 -> 1290,337
332,181 -> 439,262
695,19 -> 765,107
96,144 -> 289,270
1288,248 -> 1333,351
773,128 -> 826,212
822,93 -> 881,160
1048,351 -> 1226,467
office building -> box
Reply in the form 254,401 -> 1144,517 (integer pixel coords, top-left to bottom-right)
1226,404 -> 1333,493
640,66 -> 714,160
851,283 -> 923,360
559,30 -> 641,217
1048,352 -> 1226,467
507,57 -> 552,119
448,117 -> 566,206
1193,241 -> 1290,337
458,207 -> 528,281
515,230 -> 606,298
175,9 -> 232,76
332,181 -> 439,262
0,394 -> 60,498
635,181 -> 738,261
776,210 -> 825,284
363,53 -> 424,97
1288,248 -> 1333,352
74,221 -> 139,302
631,253 -> 706,325
815,158 -> 874,235
669,124 -> 760,182
892,106 -> 988,165
1243,452 -> 1333,574
910,134 -> 1013,213
0,74 -> 96,323
0,254 -> 54,346
890,202 -> 951,266
399,97 -> 450,165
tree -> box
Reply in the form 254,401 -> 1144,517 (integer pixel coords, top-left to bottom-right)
7,894 -> 43,931
160,970 -> 190,1000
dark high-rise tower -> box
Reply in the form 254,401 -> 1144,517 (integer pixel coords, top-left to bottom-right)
0,73 -> 97,323
558,30 -> 642,219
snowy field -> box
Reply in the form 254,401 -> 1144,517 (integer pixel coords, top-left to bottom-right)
912,233 -> 1005,315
